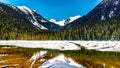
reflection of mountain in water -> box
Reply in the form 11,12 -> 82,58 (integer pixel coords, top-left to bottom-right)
39,54 -> 85,68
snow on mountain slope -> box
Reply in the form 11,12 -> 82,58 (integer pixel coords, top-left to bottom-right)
39,54 -> 84,68
69,15 -> 81,23
85,0 -> 120,21
17,6 -> 47,30
50,19 -> 65,26
17,6 -> 32,14
50,15 -> 81,26
0,2 -> 48,30
0,2 -> 63,31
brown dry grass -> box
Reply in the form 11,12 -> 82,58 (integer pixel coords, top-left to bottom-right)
0,47 -> 57,68
1,46 -> 120,68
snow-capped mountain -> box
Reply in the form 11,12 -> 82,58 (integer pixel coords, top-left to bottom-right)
85,0 -> 120,21
65,0 -> 120,29
49,15 -> 81,26
17,6 -> 48,30
0,2 -> 62,31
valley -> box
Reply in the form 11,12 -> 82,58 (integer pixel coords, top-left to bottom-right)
0,0 -> 120,40
0,0 -> 120,68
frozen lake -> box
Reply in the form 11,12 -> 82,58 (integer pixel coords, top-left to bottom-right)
0,40 -> 120,51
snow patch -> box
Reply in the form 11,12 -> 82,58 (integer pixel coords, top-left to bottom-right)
114,1 -> 119,5
33,22 -> 40,27
49,19 -> 57,23
50,19 -> 65,26
17,6 -> 31,14
41,20 -> 47,22
101,15 -> 105,20
40,26 -> 48,30
109,11 -> 114,18
55,19 -> 66,26
114,7 -> 117,10
69,15 -> 81,23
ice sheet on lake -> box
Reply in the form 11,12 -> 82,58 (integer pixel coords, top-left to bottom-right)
0,40 -> 80,50
71,41 -> 120,52
0,40 -> 120,51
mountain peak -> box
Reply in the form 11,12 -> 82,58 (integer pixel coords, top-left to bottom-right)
17,6 -> 33,14
50,15 -> 81,26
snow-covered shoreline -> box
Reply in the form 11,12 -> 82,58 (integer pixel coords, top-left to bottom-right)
0,40 -> 80,50
72,41 -> 120,52
0,40 -> 120,51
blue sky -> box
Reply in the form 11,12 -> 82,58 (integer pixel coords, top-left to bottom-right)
0,0 -> 102,20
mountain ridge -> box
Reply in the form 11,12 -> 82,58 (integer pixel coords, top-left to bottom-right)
64,0 -> 120,29
0,2 -> 63,31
